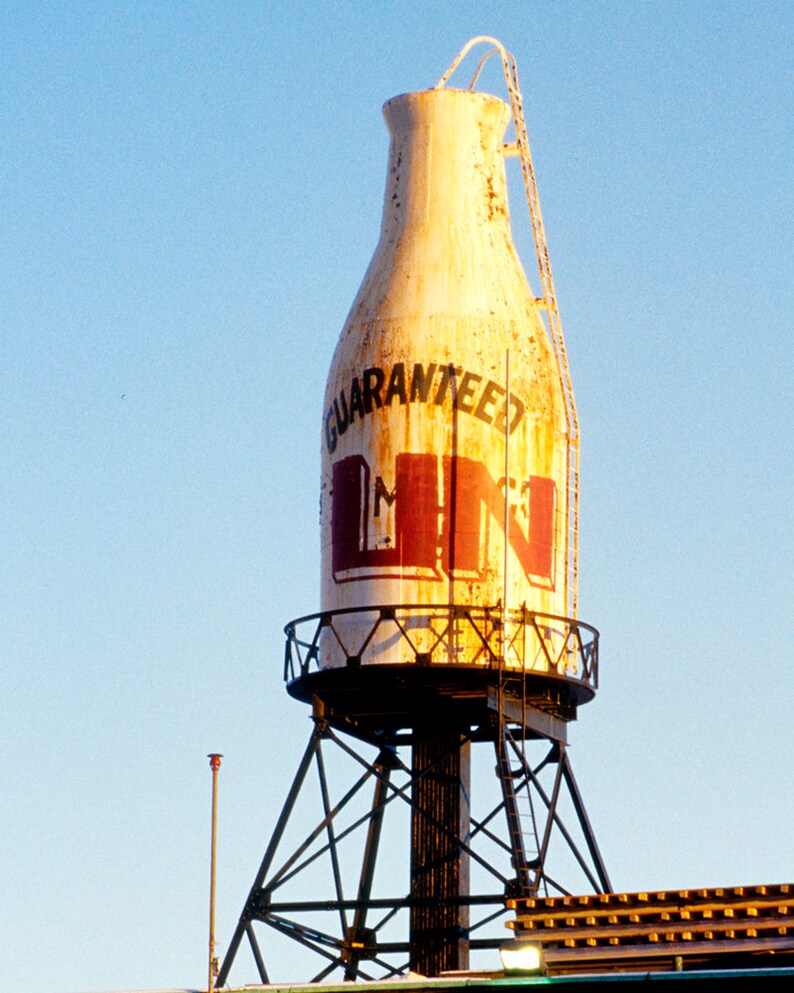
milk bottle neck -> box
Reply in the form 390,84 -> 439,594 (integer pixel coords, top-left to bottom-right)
379,89 -> 513,241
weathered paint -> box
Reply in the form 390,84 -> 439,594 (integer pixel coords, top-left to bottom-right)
320,88 -> 569,669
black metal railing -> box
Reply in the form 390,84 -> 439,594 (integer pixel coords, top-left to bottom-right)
284,604 -> 598,690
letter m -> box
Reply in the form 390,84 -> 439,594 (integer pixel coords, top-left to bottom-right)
331,453 -> 439,581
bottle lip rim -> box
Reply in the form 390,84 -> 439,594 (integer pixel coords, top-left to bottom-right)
383,86 -> 508,112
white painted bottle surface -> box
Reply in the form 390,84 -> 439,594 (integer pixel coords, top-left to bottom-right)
320,88 -> 569,670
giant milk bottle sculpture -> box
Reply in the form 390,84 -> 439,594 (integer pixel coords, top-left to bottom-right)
320,87 -> 569,671
218,39 -> 607,987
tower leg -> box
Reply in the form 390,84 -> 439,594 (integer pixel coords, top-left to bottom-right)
561,746 -> 612,893
216,725 -> 320,987
409,729 -> 471,976
344,752 -> 392,979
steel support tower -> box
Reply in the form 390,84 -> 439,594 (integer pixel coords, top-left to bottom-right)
217,605 -> 610,983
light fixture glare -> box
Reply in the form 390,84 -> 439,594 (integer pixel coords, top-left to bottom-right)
499,937 -> 544,974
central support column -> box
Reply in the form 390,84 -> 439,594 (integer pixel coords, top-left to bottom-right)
409,729 -> 471,975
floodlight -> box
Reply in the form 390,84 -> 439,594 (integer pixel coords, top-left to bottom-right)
499,937 -> 545,975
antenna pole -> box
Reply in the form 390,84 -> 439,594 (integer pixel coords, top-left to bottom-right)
208,753 -> 223,993
501,348 -> 510,702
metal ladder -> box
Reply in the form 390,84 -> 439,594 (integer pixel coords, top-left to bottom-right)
495,721 -> 543,898
437,37 -> 580,619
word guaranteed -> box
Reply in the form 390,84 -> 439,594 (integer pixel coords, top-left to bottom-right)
325,360 -> 525,454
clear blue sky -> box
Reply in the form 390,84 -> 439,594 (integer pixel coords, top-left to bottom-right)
2,3 -> 791,991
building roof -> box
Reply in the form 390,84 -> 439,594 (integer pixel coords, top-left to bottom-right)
506,882 -> 793,976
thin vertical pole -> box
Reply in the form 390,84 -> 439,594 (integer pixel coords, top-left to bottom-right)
208,753 -> 223,993
216,727 -> 321,987
503,348 -> 510,670
500,346 -> 510,733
